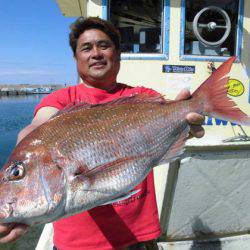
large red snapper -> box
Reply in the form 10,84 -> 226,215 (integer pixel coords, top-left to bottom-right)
0,57 -> 249,225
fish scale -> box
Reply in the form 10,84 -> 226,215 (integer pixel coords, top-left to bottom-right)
59,102 -> 183,186
51,102 -> 183,213
54,103 -> 170,164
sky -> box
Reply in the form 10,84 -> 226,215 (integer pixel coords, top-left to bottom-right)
0,0 -> 78,85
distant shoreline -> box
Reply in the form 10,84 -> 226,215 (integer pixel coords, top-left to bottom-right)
0,84 -> 64,96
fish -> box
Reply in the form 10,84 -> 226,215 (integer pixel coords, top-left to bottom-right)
0,57 -> 249,225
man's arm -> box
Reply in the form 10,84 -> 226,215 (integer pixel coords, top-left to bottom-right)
17,107 -> 59,144
0,106 -> 59,243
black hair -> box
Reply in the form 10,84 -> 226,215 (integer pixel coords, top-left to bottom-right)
69,17 -> 121,56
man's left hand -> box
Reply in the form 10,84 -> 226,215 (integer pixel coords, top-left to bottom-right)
175,89 -> 205,139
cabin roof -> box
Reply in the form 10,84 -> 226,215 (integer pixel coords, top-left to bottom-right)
56,0 -> 87,17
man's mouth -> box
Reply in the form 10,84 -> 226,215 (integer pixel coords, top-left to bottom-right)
90,62 -> 106,69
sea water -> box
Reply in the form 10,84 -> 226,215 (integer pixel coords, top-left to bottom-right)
0,94 -> 45,167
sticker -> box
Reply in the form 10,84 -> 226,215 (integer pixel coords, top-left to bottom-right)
162,65 -> 195,74
227,79 -> 244,97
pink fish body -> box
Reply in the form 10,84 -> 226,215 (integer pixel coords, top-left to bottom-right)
0,57 -> 249,225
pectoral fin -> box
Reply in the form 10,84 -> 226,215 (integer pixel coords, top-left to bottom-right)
158,125 -> 190,165
100,189 -> 141,206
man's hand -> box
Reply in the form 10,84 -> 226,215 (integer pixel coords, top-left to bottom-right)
175,89 -> 205,139
0,223 -> 29,243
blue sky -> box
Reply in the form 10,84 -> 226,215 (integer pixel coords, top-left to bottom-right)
0,0 -> 78,85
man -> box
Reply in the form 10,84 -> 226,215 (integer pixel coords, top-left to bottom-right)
0,17 -> 204,249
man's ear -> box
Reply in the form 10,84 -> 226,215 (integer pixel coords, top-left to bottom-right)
117,50 -> 121,62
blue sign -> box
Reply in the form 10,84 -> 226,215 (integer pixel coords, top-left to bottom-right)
162,65 -> 195,74
204,117 -> 236,126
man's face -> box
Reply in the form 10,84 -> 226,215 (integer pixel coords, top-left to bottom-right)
75,29 -> 120,89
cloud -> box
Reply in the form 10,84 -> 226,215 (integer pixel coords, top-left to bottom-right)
0,68 -> 57,76
0,61 -> 77,84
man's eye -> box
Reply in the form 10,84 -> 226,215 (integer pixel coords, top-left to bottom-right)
98,42 -> 111,49
100,44 -> 109,49
81,46 -> 91,51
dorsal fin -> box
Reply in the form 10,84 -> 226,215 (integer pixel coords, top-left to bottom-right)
50,93 -> 170,119
50,102 -> 99,119
102,93 -> 169,105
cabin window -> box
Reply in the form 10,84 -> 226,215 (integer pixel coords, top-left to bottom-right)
103,0 -> 170,60
180,0 -> 243,60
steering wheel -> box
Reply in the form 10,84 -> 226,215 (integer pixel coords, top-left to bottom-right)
192,6 -> 231,47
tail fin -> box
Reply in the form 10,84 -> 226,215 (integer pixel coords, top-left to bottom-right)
192,57 -> 250,126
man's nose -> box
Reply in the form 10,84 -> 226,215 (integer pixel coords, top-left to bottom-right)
91,45 -> 103,58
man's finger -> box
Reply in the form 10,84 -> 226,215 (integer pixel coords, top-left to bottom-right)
189,125 -> 205,138
0,224 -> 29,244
175,89 -> 191,101
186,112 -> 205,125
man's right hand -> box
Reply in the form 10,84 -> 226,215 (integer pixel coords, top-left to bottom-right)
0,223 -> 29,243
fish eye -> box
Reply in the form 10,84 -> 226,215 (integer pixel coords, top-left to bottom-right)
6,161 -> 25,181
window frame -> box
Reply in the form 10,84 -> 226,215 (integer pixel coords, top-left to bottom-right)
102,0 -> 170,60
179,0 -> 244,62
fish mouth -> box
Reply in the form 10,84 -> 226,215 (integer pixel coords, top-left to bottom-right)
0,202 -> 14,221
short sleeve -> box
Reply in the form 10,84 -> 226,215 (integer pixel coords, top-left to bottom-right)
34,88 -> 70,116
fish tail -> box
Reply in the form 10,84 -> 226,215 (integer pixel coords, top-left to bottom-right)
192,57 -> 250,126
